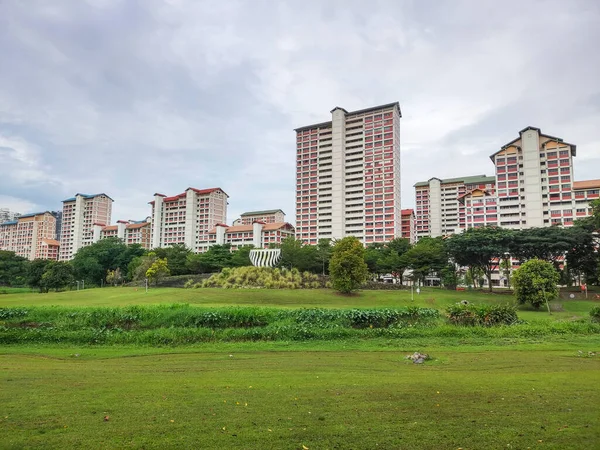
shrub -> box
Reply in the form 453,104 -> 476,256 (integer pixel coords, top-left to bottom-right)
202,267 -> 326,289
590,306 -> 600,323
446,303 -> 518,326
512,259 -> 559,309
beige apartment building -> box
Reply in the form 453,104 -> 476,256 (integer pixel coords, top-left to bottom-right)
208,221 -> 295,251
233,209 -> 286,226
295,102 -> 402,245
0,211 -> 58,260
59,193 -> 113,260
149,187 -> 228,252
92,220 -> 152,249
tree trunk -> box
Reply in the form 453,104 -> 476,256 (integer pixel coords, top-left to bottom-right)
487,270 -> 493,292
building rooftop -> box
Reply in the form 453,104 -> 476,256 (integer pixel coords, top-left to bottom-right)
491,126 -> 577,159
401,209 -> 414,215
573,179 -> 600,190
209,222 -> 295,234
149,187 -> 228,204
41,239 -> 60,246
63,193 -> 114,203
414,175 -> 495,187
240,209 -> 285,217
294,102 -> 402,132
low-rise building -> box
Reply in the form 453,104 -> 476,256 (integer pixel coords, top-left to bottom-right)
208,221 -> 295,250
233,209 -> 286,226
92,220 -> 152,249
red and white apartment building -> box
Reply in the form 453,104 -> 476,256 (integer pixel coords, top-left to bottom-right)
414,126 -> 599,287
208,221 -> 295,251
59,193 -> 113,260
149,188 -> 228,252
92,220 -> 152,249
400,209 -> 416,244
0,211 -> 59,260
295,102 -> 402,245
233,209 -> 286,226
415,175 -> 496,239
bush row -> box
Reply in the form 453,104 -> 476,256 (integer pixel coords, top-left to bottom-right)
445,303 -> 518,326
196,267 -> 328,289
1,320 -> 598,345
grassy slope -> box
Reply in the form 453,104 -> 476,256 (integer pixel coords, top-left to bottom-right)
1,347 -> 599,449
1,287 -> 597,322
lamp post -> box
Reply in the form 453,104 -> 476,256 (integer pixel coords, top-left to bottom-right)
145,278 -> 148,294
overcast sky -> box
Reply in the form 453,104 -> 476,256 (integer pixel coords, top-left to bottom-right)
1,0 -> 599,223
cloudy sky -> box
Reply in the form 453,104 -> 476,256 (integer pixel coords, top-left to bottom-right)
1,0 -> 599,223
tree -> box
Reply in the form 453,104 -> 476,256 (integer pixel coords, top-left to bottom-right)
401,237 -> 447,286
0,251 -> 28,286
146,258 -> 170,285
153,244 -> 191,275
27,259 -> 54,292
72,238 -> 146,285
509,227 -> 578,267
106,268 -> 123,286
41,262 -> 74,292
512,258 -> 560,309
315,238 -> 332,275
230,245 -> 253,267
131,253 -> 158,280
446,226 -> 513,291
187,244 -> 233,273
329,237 -> 368,294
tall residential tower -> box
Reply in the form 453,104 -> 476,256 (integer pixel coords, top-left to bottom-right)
294,102 -> 402,245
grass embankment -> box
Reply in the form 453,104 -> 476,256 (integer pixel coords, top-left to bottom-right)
1,347 -> 599,449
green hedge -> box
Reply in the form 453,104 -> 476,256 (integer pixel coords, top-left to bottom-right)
445,303 -> 518,326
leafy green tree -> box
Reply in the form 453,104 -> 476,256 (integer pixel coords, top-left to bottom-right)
509,227 -> 578,267
329,237 -> 368,294
446,226 -> 513,291
72,238 -> 146,285
364,243 -> 386,277
279,237 -> 309,270
0,250 -> 28,286
132,253 -> 158,281
27,259 -> 54,292
512,258 -> 560,309
230,245 -> 253,267
401,237 -> 447,286
568,220 -> 599,285
153,244 -> 191,275
146,258 -> 170,285
316,238 -> 332,275
106,268 -> 123,286
41,261 -> 74,292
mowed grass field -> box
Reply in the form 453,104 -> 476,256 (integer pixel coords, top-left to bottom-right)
1,287 -> 599,448
0,286 -> 597,322
1,346 -> 599,449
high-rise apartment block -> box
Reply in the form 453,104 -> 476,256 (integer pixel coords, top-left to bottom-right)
0,211 -> 58,260
234,209 -> 286,226
150,188 -> 228,252
414,127 -> 598,239
414,175 -> 496,239
295,102 -> 402,245
59,193 -> 113,260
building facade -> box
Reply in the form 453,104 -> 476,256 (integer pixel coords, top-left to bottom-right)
234,209 -> 286,226
92,220 -> 152,249
0,212 -> 58,260
295,102 -> 402,245
59,193 -> 113,260
150,188 -> 228,252
208,221 -> 295,250
414,175 -> 496,239
400,209 -> 416,243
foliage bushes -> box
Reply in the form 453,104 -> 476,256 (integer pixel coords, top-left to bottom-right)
445,303 -> 518,326
200,267 -> 325,289
590,306 -> 600,323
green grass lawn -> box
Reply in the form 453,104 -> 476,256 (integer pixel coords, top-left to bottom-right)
1,286 -> 597,322
1,345 -> 598,449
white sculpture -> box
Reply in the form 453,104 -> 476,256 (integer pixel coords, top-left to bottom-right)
249,248 -> 282,267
